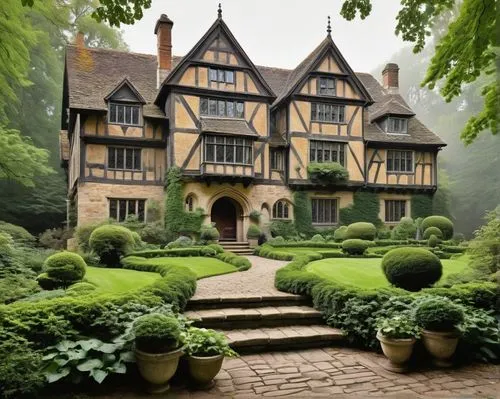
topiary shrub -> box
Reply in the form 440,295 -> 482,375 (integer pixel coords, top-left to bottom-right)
333,226 -> 348,242
415,297 -> 464,331
89,225 -> 135,267
391,217 -> 417,240
421,216 -> 454,240
311,234 -> 325,243
342,239 -> 370,255
377,227 -> 391,239
346,222 -> 377,241
42,251 -> 87,289
0,221 -> 36,246
36,273 -> 59,290
428,234 -> 440,248
200,247 -> 217,257
423,226 -> 443,239
207,243 -> 224,254
382,248 -> 442,291
307,162 -> 349,183
140,222 -> 168,246
66,282 -> 96,296
247,224 -> 261,239
270,220 -> 297,239
249,210 -> 261,224
166,235 -> 193,249
132,313 -> 182,353
200,224 -> 220,242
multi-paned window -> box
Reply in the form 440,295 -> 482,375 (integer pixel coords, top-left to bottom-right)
309,141 -> 345,165
109,198 -> 145,222
385,200 -> 406,222
200,98 -> 244,118
209,68 -> 235,84
272,200 -> 290,219
386,150 -> 413,173
108,147 -> 141,170
311,103 -> 345,123
270,149 -> 284,171
185,195 -> 194,212
109,103 -> 140,125
387,117 -> 408,134
318,77 -> 336,96
312,198 -> 338,225
204,135 -> 252,164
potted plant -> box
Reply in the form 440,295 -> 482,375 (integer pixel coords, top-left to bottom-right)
132,313 -> 184,393
376,314 -> 420,373
415,297 -> 464,367
182,327 -> 237,388
246,224 -> 261,248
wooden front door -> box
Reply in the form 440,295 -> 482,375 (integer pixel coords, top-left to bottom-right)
211,197 -> 237,240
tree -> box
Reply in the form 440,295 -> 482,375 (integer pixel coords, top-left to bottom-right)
340,0 -> 498,144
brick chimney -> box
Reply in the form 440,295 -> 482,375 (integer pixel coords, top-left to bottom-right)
75,31 -> 85,47
382,63 -> 399,93
155,14 -> 174,88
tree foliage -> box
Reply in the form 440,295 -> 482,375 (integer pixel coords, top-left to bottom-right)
340,0 -> 498,144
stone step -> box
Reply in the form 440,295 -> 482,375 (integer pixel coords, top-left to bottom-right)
222,325 -> 344,353
227,249 -> 254,255
185,305 -> 323,329
186,294 -> 311,310
220,241 -> 249,246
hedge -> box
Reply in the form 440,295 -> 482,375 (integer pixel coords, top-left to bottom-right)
421,216 -> 454,240
265,241 -> 342,249
345,222 -> 377,241
342,239 -> 370,255
293,191 -> 313,235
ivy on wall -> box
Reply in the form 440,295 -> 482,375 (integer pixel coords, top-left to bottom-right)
339,190 -> 382,227
293,191 -> 313,235
411,194 -> 433,219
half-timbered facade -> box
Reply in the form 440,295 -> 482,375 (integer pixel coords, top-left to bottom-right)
60,11 -> 445,239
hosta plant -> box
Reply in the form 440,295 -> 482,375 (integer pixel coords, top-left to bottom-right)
376,315 -> 421,339
182,327 -> 237,357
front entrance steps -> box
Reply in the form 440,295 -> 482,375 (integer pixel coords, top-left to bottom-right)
220,241 -> 254,256
185,295 -> 344,354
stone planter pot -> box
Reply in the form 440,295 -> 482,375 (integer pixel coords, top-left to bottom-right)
187,353 -> 224,388
376,331 -> 416,373
135,347 -> 184,393
422,329 -> 459,367
247,238 -> 258,248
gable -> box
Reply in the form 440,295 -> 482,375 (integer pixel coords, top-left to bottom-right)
105,78 -> 146,104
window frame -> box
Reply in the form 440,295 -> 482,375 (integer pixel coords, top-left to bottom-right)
200,97 -> 245,119
309,140 -> 346,166
311,198 -> 339,225
311,103 -> 346,123
272,199 -> 291,220
107,147 -> 142,171
386,117 -> 408,134
108,198 -> 146,222
386,150 -> 414,173
185,195 -> 194,212
108,102 -> 142,126
204,135 -> 253,165
208,67 -> 236,84
270,149 -> 284,171
384,199 -> 407,223
317,77 -> 336,96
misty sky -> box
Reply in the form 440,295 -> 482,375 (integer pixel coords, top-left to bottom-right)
122,0 -> 411,74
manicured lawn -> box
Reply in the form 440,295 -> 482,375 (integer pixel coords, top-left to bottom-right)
85,266 -> 160,293
306,256 -> 469,289
126,257 -> 239,278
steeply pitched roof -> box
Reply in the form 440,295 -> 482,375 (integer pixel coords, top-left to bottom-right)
369,96 -> 415,122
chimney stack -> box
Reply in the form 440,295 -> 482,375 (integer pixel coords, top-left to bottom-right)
155,14 -> 174,88
382,63 -> 399,93
75,31 -> 85,47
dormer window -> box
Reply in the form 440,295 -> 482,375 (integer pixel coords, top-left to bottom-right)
318,77 -> 336,96
387,117 -> 408,134
209,68 -> 235,84
109,103 -> 141,125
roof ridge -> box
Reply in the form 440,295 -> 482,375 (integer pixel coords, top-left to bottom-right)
67,44 -> 157,59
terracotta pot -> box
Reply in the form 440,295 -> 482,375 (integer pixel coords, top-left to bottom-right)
376,331 -> 416,373
187,353 -> 224,388
247,238 -> 258,248
422,329 -> 459,367
135,347 -> 184,393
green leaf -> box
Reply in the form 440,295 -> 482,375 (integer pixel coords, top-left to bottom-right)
103,353 -> 116,364
55,340 -> 78,352
119,351 -> 135,363
98,343 -> 119,353
90,369 -> 108,384
76,358 -> 103,372
77,339 -> 103,351
45,367 -> 70,383
110,362 -> 126,374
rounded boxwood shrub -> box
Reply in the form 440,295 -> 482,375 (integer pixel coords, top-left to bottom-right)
415,297 -> 464,331
66,282 -> 96,296
345,222 -> 377,241
133,313 -> 182,353
423,226 -> 443,239
200,224 -> 220,242
207,243 -> 224,254
428,234 -> 440,248
391,217 -> 417,240
421,216 -> 454,240
342,239 -> 370,255
166,235 -> 193,249
247,224 -> 261,239
377,227 -> 391,239
200,247 -> 217,257
89,225 -> 134,266
333,226 -> 348,242
382,248 -> 442,291
311,234 -> 325,243
43,251 -> 87,286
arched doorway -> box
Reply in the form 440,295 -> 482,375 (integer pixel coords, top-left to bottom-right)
211,197 -> 241,241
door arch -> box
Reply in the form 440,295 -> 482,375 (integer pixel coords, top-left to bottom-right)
211,197 -> 241,241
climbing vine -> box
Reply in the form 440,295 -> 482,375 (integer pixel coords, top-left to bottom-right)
411,194 -> 433,219
293,191 -> 313,235
339,190 -> 381,227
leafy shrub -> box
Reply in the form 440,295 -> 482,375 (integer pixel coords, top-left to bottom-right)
165,235 -> 193,249
342,239 -> 370,255
249,210 -> 261,224
247,224 -> 261,239
311,234 -> 325,243
333,226 -> 348,242
75,221 -> 111,253
468,208 -> 500,274
43,251 -> 87,288
133,313 -> 182,353
270,220 -> 297,239
382,248 -> 442,291
377,227 -> 391,239
0,221 -> 36,246
200,224 -> 220,242
346,222 -> 377,241
415,297 -> 464,331
39,228 -> 73,250
421,216 -> 454,240
66,282 -> 96,296
339,191 -> 381,226
423,226 -> 443,239
140,222 -> 168,245
377,315 -> 420,339
268,235 -> 285,245
79,251 -> 100,266
293,191 -> 313,236
207,243 -> 224,254
89,225 -> 134,266
428,234 -> 440,248
182,327 -> 237,357
391,217 -> 417,240
307,162 -> 349,183
200,247 -> 216,257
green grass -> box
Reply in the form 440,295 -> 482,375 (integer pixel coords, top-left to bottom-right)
306,256 -> 469,289
125,257 -> 238,278
85,266 -> 160,293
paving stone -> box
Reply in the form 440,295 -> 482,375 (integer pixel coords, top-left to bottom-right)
235,381 -> 264,390
279,382 -> 308,390
232,376 -> 262,385
277,367 -> 298,374
307,379 -> 333,388
263,388 -> 307,397
303,371 -> 330,380
254,385 -> 279,394
228,369 -> 257,378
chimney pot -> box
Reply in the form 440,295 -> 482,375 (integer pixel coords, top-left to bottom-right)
382,63 -> 399,93
155,14 -> 174,88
